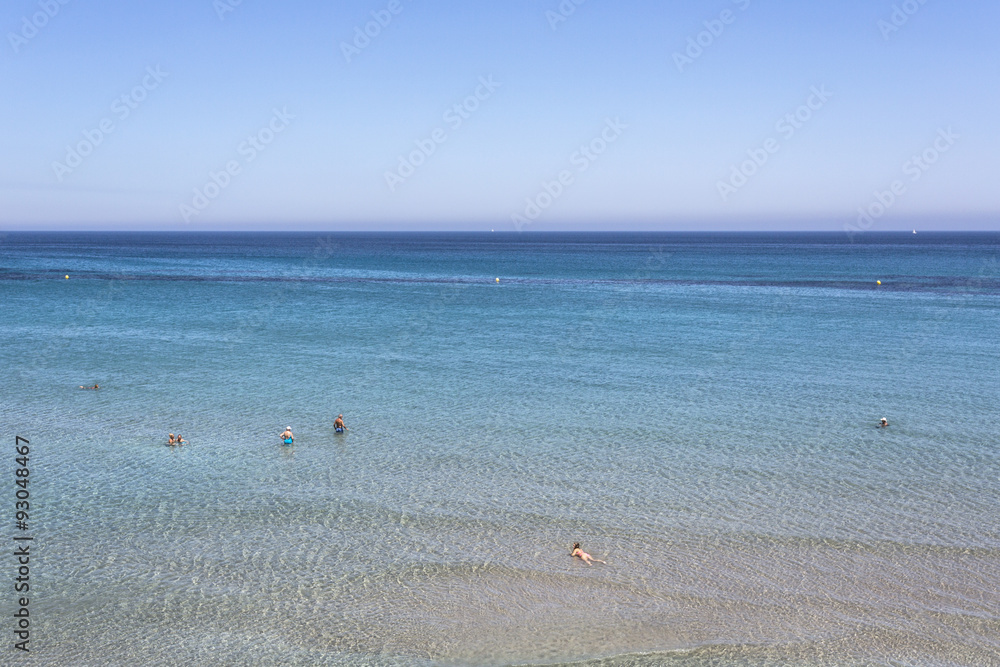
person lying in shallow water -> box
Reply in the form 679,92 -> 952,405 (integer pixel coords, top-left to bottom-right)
79,384 -> 99,390
571,543 -> 606,566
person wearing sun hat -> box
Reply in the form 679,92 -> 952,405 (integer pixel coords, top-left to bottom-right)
879,417 -> 889,428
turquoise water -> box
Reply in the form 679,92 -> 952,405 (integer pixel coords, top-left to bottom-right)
2,232 -> 999,665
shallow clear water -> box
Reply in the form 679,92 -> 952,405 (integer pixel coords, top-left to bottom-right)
1,232 -> 999,665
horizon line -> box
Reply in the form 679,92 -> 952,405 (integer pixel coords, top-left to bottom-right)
3,228 -> 998,234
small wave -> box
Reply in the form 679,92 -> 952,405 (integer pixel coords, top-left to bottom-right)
4,271 -> 999,294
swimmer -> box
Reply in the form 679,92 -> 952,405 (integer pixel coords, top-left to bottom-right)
571,543 -> 606,566
280,427 -> 294,444
879,417 -> 889,428
333,414 -> 348,433
167,433 -> 176,446
79,384 -> 99,390
176,435 -> 187,445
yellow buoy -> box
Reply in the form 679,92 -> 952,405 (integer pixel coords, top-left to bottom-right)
877,280 -> 881,285
65,275 -> 69,279
495,278 -> 500,283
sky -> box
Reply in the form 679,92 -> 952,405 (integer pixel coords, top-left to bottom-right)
1,0 -> 998,231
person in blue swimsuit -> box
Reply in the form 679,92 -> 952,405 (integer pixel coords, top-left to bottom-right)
280,427 -> 294,444
333,414 -> 348,433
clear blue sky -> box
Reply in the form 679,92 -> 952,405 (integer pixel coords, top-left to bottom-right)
1,0 -> 998,230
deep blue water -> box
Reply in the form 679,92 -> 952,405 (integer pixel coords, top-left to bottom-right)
2,232 -> 998,665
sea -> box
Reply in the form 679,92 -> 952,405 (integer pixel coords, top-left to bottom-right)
1,231 -> 998,666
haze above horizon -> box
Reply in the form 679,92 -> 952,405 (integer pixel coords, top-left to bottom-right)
2,0 -> 998,232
